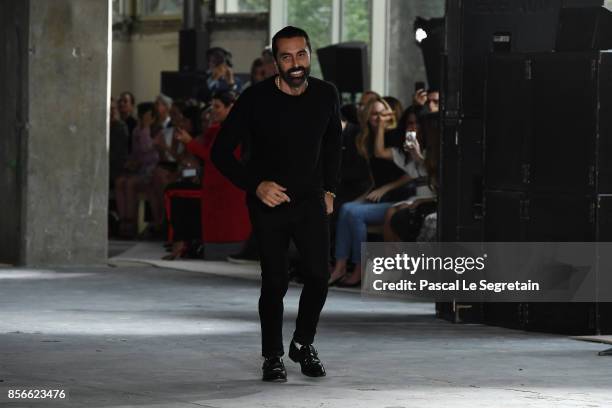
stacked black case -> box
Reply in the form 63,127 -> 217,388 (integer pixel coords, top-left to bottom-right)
482,50 -> 612,334
437,0 -> 612,333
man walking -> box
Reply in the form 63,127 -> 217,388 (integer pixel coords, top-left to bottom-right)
211,26 -> 342,382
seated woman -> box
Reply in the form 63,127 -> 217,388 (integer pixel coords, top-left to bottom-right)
329,97 -> 416,287
175,91 -> 251,246
162,105 -> 204,260
147,99 -> 187,237
382,112 -> 440,242
115,102 -> 159,238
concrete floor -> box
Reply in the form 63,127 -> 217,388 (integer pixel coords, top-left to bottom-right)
1,256 -> 611,407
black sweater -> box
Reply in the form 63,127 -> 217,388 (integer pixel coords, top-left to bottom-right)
211,76 -> 342,201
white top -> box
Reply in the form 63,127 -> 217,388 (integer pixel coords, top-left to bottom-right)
160,118 -> 183,162
391,147 -> 436,206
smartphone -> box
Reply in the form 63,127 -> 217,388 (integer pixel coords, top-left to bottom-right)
415,81 -> 426,92
405,131 -> 417,148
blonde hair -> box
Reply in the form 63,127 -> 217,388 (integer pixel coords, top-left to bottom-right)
356,97 -> 397,159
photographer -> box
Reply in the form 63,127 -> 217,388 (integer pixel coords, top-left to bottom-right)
206,47 -> 242,96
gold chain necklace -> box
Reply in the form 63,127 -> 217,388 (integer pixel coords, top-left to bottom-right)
276,75 -> 308,94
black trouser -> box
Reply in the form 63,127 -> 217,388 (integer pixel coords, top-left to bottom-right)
247,195 -> 330,358
165,181 -> 201,242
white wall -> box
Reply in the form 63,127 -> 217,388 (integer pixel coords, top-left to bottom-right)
112,31 -> 179,103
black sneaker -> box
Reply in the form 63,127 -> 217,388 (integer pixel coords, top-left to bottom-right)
288,340 -> 326,377
262,356 -> 287,382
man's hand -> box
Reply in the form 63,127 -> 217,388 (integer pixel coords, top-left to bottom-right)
324,193 -> 334,215
256,181 -> 291,207
413,89 -> 427,106
376,110 -> 394,129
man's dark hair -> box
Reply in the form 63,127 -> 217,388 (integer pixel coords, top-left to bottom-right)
137,102 -> 154,119
271,26 -> 311,60
120,91 -> 135,106
212,90 -> 237,107
206,47 -> 233,68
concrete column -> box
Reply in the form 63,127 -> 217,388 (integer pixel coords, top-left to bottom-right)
0,0 -> 111,266
387,0 -> 445,107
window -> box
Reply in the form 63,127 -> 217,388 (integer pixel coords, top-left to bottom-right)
216,0 -> 270,14
341,0 -> 371,45
113,0 -> 127,23
286,0 -> 333,78
137,0 -> 183,18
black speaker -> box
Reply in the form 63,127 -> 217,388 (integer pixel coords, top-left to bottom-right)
483,54 -> 531,192
556,6 -> 612,51
438,0 -> 606,329
316,42 -> 369,94
179,29 -> 209,72
444,0 -> 572,117
440,0 -> 570,244
484,192 -> 608,242
161,71 -> 210,102
484,51 -> 612,195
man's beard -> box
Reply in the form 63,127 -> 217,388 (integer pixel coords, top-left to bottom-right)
280,65 -> 310,88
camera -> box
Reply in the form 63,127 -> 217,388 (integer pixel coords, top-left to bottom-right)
182,168 -> 197,178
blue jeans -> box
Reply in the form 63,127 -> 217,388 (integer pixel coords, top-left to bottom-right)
334,200 -> 393,263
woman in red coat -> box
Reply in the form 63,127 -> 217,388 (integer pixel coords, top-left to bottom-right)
175,91 -> 251,244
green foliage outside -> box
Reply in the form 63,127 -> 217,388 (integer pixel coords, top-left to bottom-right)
286,0 -> 371,78
238,0 -> 270,12
287,0 -> 333,78
342,0 -> 370,44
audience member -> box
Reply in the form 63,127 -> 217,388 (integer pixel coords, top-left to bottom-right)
175,90 -> 251,244
383,96 -> 403,125
328,97 -> 415,287
413,87 -> 440,113
357,90 -> 380,113
243,58 -> 266,90
383,112 -> 439,241
114,102 -> 159,238
118,91 -> 137,149
206,47 -> 241,96
261,47 -> 278,79
148,94 -> 186,237
162,105 -> 204,259
340,103 -> 359,125
426,90 -> 439,113
109,97 -> 129,190
327,103 -> 373,255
